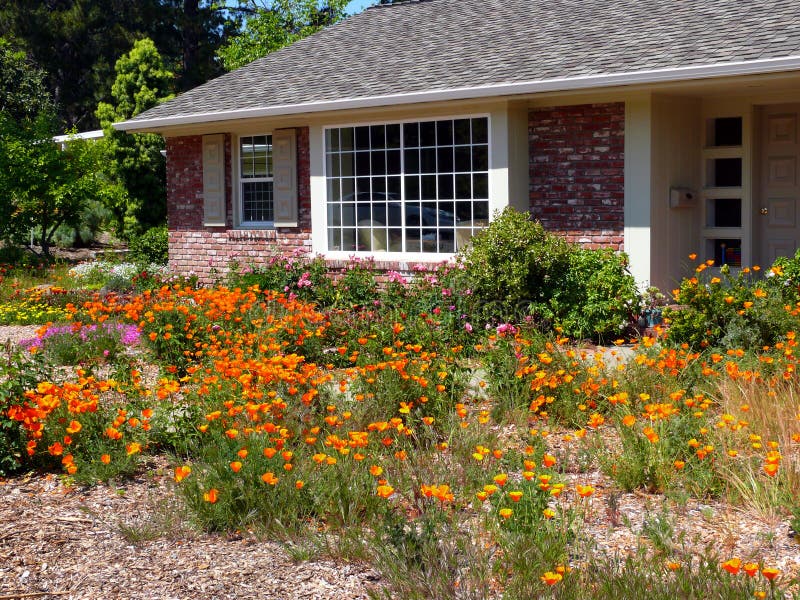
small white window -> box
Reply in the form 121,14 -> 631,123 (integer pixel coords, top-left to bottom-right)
239,135 -> 273,224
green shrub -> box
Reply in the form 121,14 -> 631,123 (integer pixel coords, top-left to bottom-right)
0,347 -> 49,476
665,259 -> 799,349
128,225 -> 168,266
461,207 -> 571,319
228,254 -> 335,306
548,248 -> 641,341
461,207 -> 640,340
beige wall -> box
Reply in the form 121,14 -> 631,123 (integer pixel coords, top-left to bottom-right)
649,95 -> 702,291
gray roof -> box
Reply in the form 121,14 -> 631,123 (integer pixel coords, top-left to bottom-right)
122,0 -> 800,128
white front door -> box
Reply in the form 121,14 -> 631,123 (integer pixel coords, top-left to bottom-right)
759,104 -> 800,264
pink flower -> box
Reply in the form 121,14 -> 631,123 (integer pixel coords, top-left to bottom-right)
464,322 -> 473,333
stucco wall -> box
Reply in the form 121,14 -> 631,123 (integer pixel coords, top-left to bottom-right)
649,95 -> 702,291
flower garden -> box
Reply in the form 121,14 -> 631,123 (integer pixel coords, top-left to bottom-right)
1,215 -> 800,599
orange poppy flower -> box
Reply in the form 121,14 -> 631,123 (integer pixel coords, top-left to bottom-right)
721,558 -> 741,575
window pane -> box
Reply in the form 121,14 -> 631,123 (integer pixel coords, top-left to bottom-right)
454,146 -> 471,172
420,148 -> 436,173
420,121 -> 436,146
328,228 -> 341,250
242,181 -> 273,222
340,128 -> 354,151
355,126 -> 370,150
474,200 -> 489,221
342,203 -> 355,226
454,119 -> 471,145
437,120 -> 453,146
326,129 -> 339,152
387,176 -> 401,198
404,149 -> 419,174
356,151 -> 370,176
341,177 -> 355,201
438,174 -> 454,200
403,122 -> 419,148
420,175 -> 436,200
437,147 -> 453,172
472,145 -> 488,171
472,118 -> 488,143
473,173 -> 488,199
371,151 -> 386,176
405,176 -> 419,201
387,149 -> 401,175
455,173 -> 472,199
372,176 -> 386,196
324,117 -> 491,255
340,152 -> 354,177
386,124 -> 401,148
371,125 -> 385,149
327,178 -> 340,203
327,203 -> 341,226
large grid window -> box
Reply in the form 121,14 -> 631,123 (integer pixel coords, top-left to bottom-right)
325,117 -> 489,253
240,135 -> 273,224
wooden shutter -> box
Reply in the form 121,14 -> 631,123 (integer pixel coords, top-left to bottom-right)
202,134 -> 226,226
272,128 -> 298,227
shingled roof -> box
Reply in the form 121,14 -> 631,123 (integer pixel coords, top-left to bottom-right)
119,0 -> 800,130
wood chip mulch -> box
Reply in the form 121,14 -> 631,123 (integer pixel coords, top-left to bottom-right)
0,466 -> 383,600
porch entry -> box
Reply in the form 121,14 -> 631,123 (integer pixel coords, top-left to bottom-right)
758,104 -> 800,265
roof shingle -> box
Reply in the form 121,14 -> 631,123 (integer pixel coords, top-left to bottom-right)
125,0 -> 800,126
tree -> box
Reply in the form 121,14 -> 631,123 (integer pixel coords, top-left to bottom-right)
0,1 -> 236,128
0,38 -> 54,122
217,0 -> 349,71
96,39 -> 174,238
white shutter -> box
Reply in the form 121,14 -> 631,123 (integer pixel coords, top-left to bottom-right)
272,128 -> 298,227
202,134 -> 226,226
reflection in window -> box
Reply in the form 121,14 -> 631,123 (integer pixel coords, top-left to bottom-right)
325,118 -> 489,253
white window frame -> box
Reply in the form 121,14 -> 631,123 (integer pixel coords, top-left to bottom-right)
236,133 -> 274,228
321,114 -> 492,261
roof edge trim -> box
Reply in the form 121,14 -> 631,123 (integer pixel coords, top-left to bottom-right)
115,55 -> 800,131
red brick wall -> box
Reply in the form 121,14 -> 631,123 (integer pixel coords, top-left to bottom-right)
166,128 -> 312,284
529,103 -> 625,250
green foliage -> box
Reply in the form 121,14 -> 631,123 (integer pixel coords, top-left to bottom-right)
461,207 -> 571,317
97,38 -> 174,238
461,207 -> 640,340
549,248 -> 641,341
0,1 -> 234,128
665,259 -> 799,350
0,37 -> 53,122
128,226 -> 169,266
0,112 -> 120,257
0,345 -> 48,476
228,254 -> 336,305
217,0 -> 349,71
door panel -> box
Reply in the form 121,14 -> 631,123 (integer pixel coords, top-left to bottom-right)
759,105 -> 800,265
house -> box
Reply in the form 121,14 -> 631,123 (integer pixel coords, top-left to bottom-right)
116,0 -> 800,290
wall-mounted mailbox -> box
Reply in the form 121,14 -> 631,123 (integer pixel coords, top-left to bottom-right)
670,187 -> 696,209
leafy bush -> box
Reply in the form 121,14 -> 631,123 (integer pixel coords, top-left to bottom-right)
0,346 -> 49,476
228,254 -> 335,306
128,225 -> 168,266
461,207 -> 571,319
19,322 -> 139,366
547,248 -> 641,341
461,207 -> 640,340
665,258 -> 798,349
